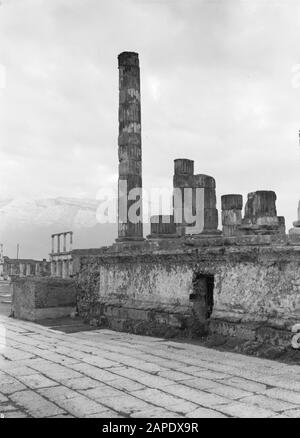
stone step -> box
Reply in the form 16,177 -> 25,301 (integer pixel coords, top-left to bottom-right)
1,300 -> 12,304
38,317 -> 99,334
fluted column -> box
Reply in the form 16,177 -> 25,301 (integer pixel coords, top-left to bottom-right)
50,261 -> 56,277
173,159 -> 194,236
117,52 -> 143,241
70,232 -> 73,251
173,159 -> 220,236
221,194 -> 243,237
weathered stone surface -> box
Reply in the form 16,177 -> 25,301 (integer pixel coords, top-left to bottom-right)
2,314 -> 300,418
221,195 -> 243,237
12,277 -> 77,321
244,191 -> 277,221
222,211 -> 242,228
289,201 -> 300,236
240,191 -> 285,235
2,257 -> 50,280
74,238 -> 300,346
221,194 -> 243,211
193,174 -> 216,189
174,159 -> 194,175
173,159 -> 220,236
278,216 -> 286,234
293,200 -> 300,226
148,215 -> 177,238
117,51 -> 143,241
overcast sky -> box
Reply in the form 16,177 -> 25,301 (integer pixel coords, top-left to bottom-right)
0,0 -> 299,229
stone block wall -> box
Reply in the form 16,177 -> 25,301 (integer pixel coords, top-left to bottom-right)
12,277 -> 77,321
73,236 -> 300,346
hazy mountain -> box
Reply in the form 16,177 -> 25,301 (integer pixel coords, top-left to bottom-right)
0,197 -> 117,259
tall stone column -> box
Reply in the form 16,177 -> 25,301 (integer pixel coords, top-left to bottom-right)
117,52 -> 143,241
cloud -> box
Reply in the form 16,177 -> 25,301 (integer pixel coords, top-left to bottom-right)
0,0 -> 299,231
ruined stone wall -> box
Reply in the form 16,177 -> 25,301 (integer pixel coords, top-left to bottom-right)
73,237 -> 300,345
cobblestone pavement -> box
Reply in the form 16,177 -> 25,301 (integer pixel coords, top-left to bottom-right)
1,314 -> 300,418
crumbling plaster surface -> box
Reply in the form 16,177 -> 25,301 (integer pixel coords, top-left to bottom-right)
214,261 -> 300,323
98,261 -> 193,306
74,239 -> 300,339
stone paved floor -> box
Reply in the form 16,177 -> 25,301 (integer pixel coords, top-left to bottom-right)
1,314 -> 300,418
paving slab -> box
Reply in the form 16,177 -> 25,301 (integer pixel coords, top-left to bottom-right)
1,314 -> 300,418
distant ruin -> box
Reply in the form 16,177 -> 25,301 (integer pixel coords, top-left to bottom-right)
0,254 -> 50,279
50,231 -> 73,278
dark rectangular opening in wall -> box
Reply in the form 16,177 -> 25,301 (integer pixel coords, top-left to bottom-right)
190,273 -> 214,320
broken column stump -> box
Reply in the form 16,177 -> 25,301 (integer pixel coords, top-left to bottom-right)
12,277 -> 77,321
289,201 -> 300,241
173,159 -> 221,236
239,191 -> 284,235
173,159 -> 195,236
221,194 -> 243,237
